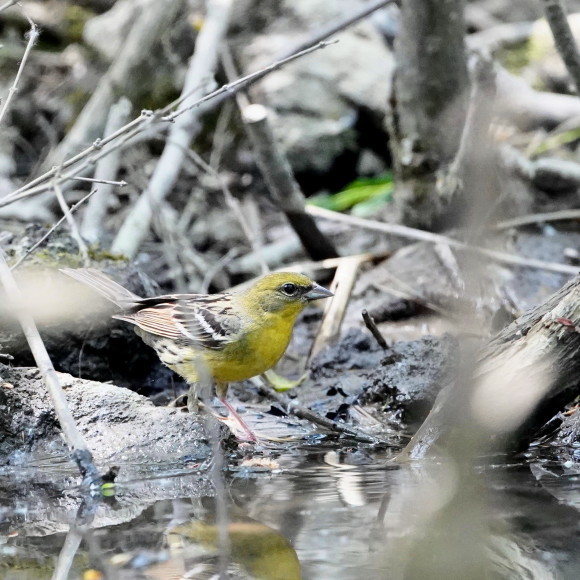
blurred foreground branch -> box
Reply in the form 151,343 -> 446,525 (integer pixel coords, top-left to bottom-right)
402,274 -> 580,459
0,252 -> 101,484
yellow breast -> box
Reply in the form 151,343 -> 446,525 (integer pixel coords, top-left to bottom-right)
157,306 -> 302,385
204,312 -> 296,383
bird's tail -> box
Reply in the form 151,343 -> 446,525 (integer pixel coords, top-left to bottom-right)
60,268 -> 142,308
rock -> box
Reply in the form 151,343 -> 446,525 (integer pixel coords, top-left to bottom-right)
359,335 -> 456,426
0,364 -> 209,465
306,329 -> 454,428
232,0 -> 394,176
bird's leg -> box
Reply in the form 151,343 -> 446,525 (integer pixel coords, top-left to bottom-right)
219,397 -> 257,443
214,381 -> 257,443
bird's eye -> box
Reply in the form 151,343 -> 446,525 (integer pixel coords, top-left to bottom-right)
280,282 -> 299,296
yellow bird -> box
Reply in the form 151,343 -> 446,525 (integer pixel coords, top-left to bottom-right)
61,269 -> 333,440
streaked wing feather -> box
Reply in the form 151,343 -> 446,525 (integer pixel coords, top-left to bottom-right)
173,297 -> 240,349
115,294 -> 241,350
114,304 -> 184,340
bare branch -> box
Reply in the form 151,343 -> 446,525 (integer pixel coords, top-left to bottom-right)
53,180 -> 89,265
11,189 -> 97,271
239,102 -> 339,260
362,309 -> 389,350
541,0 -> 580,94
110,0 -> 233,258
0,40 -> 339,211
0,15 -> 39,127
310,254 -> 367,358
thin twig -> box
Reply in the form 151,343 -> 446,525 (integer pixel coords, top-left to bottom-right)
306,206 -> 579,275
0,41 -> 339,210
362,309 -> 389,350
53,180 -> 89,265
276,0 -> 396,60
0,251 -> 101,484
541,0 -> 580,94
0,15 -> 39,127
494,209 -> 580,230
11,189 -> 97,271
72,176 -> 127,187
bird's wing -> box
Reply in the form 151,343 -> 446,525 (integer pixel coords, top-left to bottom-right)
114,293 -> 242,350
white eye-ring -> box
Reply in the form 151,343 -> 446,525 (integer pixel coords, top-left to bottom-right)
280,282 -> 299,296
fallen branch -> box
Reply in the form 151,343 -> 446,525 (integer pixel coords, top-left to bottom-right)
362,309 -> 389,350
494,64 -> 580,130
501,144 -> 580,193
306,205 -> 579,275
495,209 -> 580,230
239,101 -> 339,261
252,378 -> 380,444
0,251 -> 101,484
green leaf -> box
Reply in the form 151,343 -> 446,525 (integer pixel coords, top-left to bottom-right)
307,173 -> 393,213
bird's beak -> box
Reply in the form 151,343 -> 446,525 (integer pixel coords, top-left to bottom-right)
305,283 -> 334,301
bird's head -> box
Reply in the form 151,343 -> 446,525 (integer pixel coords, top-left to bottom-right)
241,272 -> 333,316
